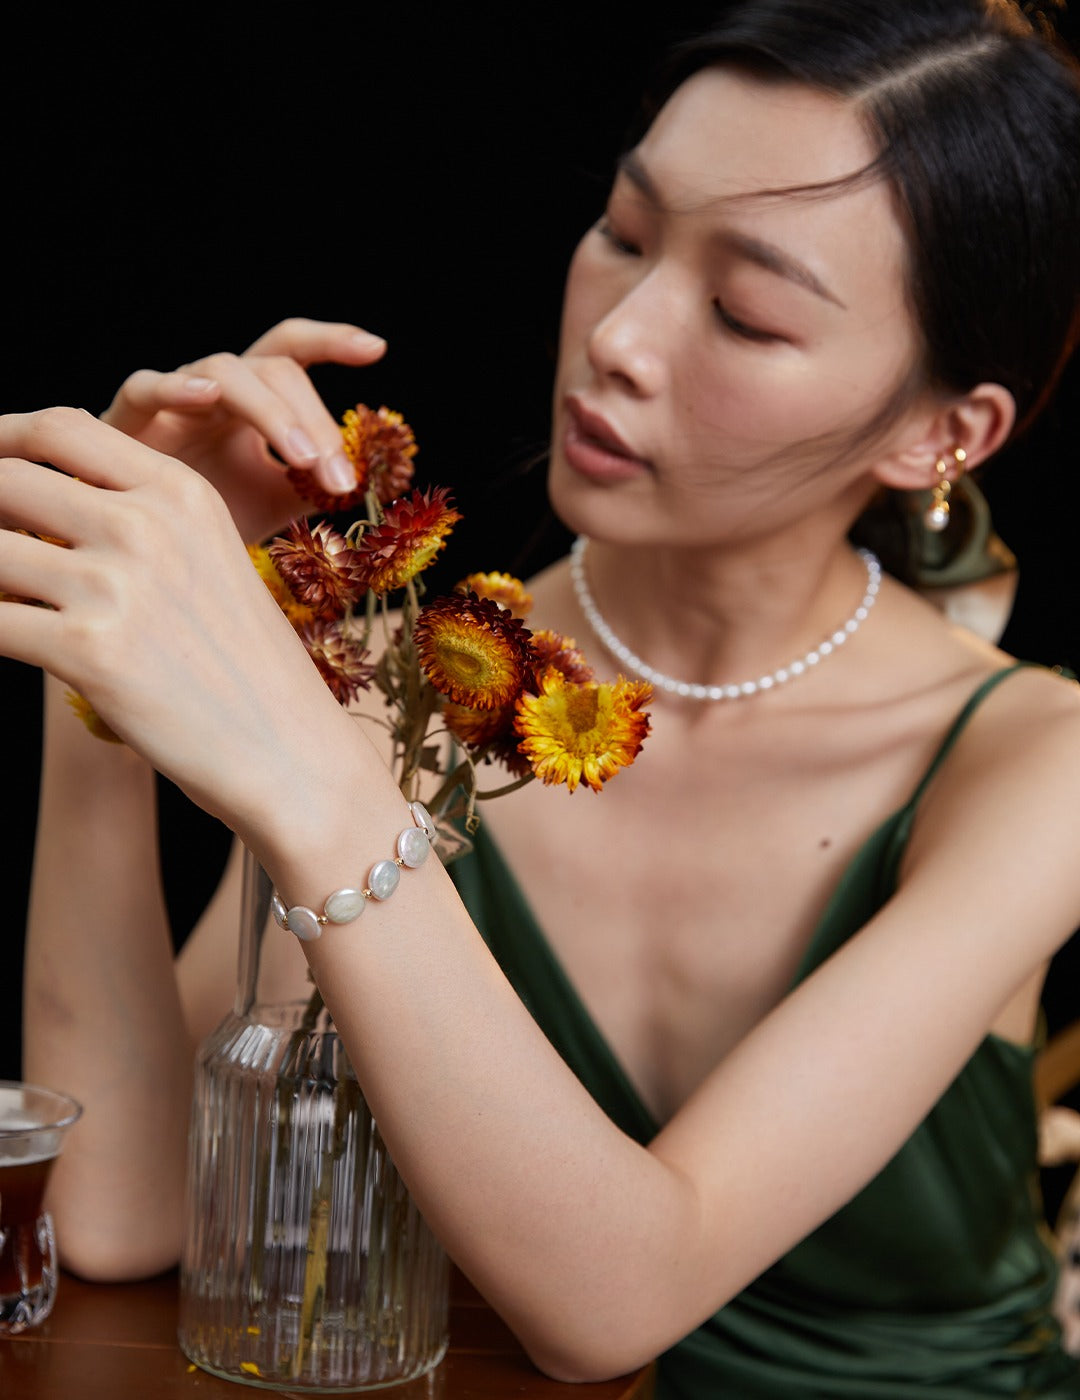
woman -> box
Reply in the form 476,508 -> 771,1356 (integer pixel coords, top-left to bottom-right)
6,1 -> 1080,1394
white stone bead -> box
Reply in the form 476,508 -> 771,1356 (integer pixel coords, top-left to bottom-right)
286,905 -> 322,942
409,801 -> 437,842
397,826 -> 430,869
271,893 -> 290,930
367,860 -> 401,901
324,887 -> 367,924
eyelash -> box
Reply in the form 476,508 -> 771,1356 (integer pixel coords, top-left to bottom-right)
597,219 -> 784,345
596,220 -> 639,256
713,303 -> 782,344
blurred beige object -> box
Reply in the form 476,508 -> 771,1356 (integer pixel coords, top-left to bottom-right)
1034,1022 -> 1080,1355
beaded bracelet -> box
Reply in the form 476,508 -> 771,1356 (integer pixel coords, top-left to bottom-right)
271,801 -> 437,942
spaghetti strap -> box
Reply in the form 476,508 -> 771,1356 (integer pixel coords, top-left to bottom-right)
905,661 -> 1033,810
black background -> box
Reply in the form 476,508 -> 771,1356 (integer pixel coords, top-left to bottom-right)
3,6 -> 1079,1210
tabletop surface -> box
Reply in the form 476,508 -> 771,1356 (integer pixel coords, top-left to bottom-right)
0,1267 -> 655,1400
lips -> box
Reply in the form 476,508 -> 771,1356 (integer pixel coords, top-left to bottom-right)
562,397 -> 651,481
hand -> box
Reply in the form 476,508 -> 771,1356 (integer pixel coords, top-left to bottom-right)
101,318 -> 387,545
0,409 -> 358,833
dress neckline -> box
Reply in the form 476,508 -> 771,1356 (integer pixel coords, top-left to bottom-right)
464,663 -> 1037,1134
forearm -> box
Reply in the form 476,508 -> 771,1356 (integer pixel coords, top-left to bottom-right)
23,677 -> 193,1279
260,742 -> 702,1380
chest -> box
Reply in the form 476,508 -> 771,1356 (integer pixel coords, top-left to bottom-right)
477,703 -> 936,1121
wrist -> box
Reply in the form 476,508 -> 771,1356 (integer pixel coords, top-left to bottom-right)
234,701 -> 417,911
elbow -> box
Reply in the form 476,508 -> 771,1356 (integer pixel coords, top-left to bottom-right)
524,1342 -> 656,1387
517,1317 -> 660,1385
53,1201 -> 181,1284
59,1229 -> 180,1284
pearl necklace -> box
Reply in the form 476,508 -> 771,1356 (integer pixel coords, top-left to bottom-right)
569,535 -> 882,701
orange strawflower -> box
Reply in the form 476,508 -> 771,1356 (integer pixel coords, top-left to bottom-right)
247,544 -> 316,628
354,486 -> 462,595
267,520 -> 367,620
455,572 -> 533,618
414,592 -> 533,710
515,670 -> 652,793
286,404 -> 417,511
297,619 -> 374,706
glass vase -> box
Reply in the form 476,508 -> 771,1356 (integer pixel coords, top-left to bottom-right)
178,847 -> 448,1391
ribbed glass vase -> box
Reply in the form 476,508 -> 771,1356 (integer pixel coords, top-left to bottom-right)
178,848 -> 448,1391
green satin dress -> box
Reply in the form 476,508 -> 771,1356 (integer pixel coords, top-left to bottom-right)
449,665 -> 1080,1397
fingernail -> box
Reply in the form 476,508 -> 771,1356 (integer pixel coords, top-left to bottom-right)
350,330 -> 386,350
185,376 -> 218,393
324,452 -> 357,492
284,427 -> 320,463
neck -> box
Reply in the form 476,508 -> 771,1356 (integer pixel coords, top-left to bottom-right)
571,533 -> 881,699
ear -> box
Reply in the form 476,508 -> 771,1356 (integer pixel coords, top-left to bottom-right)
872,382 -> 1017,492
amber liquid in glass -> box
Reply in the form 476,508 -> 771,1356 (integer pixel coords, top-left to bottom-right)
0,1154 -> 55,1296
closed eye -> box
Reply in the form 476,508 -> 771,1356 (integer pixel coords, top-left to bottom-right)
596,220 -> 641,257
713,301 -> 785,344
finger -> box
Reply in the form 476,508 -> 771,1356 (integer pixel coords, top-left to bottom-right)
172,350 -> 351,480
0,408 -> 174,491
102,368 -> 222,436
0,455 -> 96,544
0,525 -> 69,612
244,317 -> 387,369
247,354 -> 363,493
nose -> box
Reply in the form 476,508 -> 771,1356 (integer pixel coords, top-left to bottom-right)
586,271 -> 670,397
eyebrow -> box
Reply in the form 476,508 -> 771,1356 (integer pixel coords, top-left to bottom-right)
616,151 -> 847,310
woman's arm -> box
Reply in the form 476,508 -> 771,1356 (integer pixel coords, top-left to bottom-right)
5,409 -> 1079,1374
289,672 -> 1080,1380
18,317 -> 387,1277
22,675 -> 200,1279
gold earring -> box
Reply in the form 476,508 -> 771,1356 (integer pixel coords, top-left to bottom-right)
923,446 -> 967,533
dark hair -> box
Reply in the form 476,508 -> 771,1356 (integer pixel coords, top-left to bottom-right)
635,0 -> 1080,436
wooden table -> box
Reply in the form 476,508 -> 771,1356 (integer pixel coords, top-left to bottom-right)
0,1267 -> 655,1399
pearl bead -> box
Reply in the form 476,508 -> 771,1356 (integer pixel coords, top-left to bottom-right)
397,826 -> 430,868
367,860 -> 401,901
324,888 -> 367,923
286,905 -> 322,943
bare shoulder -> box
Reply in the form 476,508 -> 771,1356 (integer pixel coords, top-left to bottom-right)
903,657 -> 1080,960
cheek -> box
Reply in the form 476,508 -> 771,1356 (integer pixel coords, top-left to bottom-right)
556,237 -> 627,365
684,321 -> 918,458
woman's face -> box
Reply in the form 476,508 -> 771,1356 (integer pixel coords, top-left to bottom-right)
548,67 -> 930,550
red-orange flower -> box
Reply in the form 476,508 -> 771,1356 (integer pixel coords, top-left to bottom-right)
354,486 -> 462,595
527,629 -> 594,687
247,543 -> 316,628
297,619 -> 374,705
267,519 -> 367,620
286,404 -> 418,511
515,670 -> 651,793
455,572 -> 533,618
414,591 -> 532,709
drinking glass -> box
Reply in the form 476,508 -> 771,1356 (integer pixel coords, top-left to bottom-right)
0,1081 -> 82,1334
